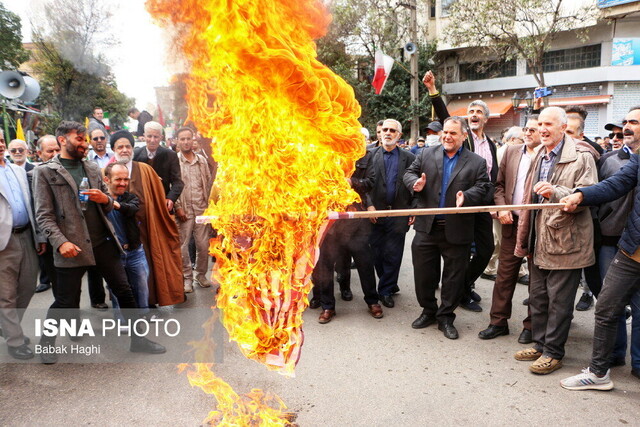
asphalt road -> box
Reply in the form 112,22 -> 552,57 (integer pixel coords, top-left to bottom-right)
2,230 -> 639,425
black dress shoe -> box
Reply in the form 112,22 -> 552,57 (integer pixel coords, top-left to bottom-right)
470,290 -> 482,303
411,313 -> 436,329
35,282 -> 52,293
518,329 -> 533,344
522,297 -> 529,306
91,303 -> 109,310
460,298 -> 482,312
308,298 -> 321,309
480,273 -> 497,281
130,337 -> 166,354
380,295 -> 394,308
40,351 -> 58,364
478,324 -> 509,340
340,288 -> 353,301
632,368 -> 640,380
390,285 -> 400,294
7,344 -> 34,360
438,323 -> 459,340
517,275 -> 529,285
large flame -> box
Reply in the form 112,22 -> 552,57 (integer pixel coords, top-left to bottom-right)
147,0 -> 363,422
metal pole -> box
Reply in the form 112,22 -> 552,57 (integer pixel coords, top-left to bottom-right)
409,0 -> 419,142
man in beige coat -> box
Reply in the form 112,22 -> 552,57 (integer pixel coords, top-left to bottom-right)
513,107 -> 598,375
174,127 -> 213,292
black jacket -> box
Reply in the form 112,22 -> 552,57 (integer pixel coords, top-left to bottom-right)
113,191 -> 142,251
403,145 -> 493,244
430,94 -> 499,184
136,110 -> 153,137
366,145 -> 416,210
133,146 -> 184,202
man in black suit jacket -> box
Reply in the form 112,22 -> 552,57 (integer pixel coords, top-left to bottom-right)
423,71 -> 498,312
133,121 -> 184,212
404,117 -> 493,339
366,119 -> 416,308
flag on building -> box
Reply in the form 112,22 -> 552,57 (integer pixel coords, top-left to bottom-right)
371,50 -> 395,95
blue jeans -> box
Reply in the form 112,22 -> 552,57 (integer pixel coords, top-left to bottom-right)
590,251 -> 640,376
111,246 -> 150,314
599,245 -> 631,362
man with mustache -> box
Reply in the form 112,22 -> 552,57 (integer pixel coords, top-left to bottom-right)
423,71 -> 498,312
605,120 -> 625,151
34,121 -> 165,363
560,105 -> 640,389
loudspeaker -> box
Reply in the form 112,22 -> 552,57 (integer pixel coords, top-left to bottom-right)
404,42 -> 417,56
0,71 -> 25,99
19,76 -> 40,103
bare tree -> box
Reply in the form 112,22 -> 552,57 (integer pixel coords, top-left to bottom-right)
442,0 -> 600,86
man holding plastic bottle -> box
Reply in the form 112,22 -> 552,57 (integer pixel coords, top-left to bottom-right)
33,121 -> 165,364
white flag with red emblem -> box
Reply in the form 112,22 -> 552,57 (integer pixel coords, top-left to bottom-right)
371,50 -> 395,95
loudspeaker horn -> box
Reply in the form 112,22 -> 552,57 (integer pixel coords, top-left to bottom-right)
0,71 -> 26,99
19,76 -> 40,103
404,42 -> 417,56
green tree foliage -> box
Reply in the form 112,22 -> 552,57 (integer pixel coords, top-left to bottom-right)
30,0 -> 133,126
317,0 -> 435,136
443,0 -> 599,86
0,3 -> 30,69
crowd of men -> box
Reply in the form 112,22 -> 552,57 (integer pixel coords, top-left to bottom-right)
1,87 -> 639,391
309,70 -> 639,391
0,107 -> 216,364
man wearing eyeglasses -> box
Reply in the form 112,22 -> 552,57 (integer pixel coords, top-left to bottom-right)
88,128 -> 114,169
605,121 -> 625,151
478,116 -> 541,343
8,139 -> 34,172
366,119 -> 416,309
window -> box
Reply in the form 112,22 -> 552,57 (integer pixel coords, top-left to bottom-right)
430,0 -> 436,18
441,0 -> 456,17
459,60 -> 517,81
527,44 -> 601,73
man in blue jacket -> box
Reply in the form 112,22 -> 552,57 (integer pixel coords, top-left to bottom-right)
560,106 -> 640,390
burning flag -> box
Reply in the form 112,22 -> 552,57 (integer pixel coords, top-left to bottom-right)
371,50 -> 395,95
147,0 -> 364,422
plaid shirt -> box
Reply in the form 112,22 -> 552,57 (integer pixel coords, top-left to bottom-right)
537,139 -> 564,202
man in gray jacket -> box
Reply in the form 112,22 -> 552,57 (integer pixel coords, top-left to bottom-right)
34,121 -> 165,364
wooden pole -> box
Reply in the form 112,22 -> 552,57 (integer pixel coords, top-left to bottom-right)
196,203 -> 564,224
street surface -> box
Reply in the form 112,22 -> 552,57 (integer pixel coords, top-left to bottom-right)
1,229 -> 639,425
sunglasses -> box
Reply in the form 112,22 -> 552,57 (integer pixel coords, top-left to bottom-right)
92,136 -> 106,141
522,127 -> 537,133
609,132 -> 624,139
382,127 -> 398,133
10,148 -> 25,154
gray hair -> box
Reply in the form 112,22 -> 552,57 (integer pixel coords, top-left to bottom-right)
629,105 -> 640,113
37,135 -> 58,151
467,100 -> 490,118
444,116 -> 469,135
144,121 -> 164,135
504,126 -> 524,141
541,106 -> 568,125
383,119 -> 402,134
9,139 -> 28,149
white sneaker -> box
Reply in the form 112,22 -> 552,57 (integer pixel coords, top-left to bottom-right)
184,282 -> 194,293
560,367 -> 614,391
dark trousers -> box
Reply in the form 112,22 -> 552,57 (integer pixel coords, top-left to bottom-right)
369,216 -> 408,297
47,241 -> 139,326
529,264 -> 581,360
489,219 -> 532,330
590,251 -> 640,376
582,217 -> 603,296
313,220 -> 378,310
41,244 -> 58,297
334,252 -> 351,291
87,267 -> 106,305
463,212 -> 494,299
412,225 -> 470,324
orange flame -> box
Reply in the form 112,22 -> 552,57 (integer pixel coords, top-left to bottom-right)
147,0 -> 363,422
